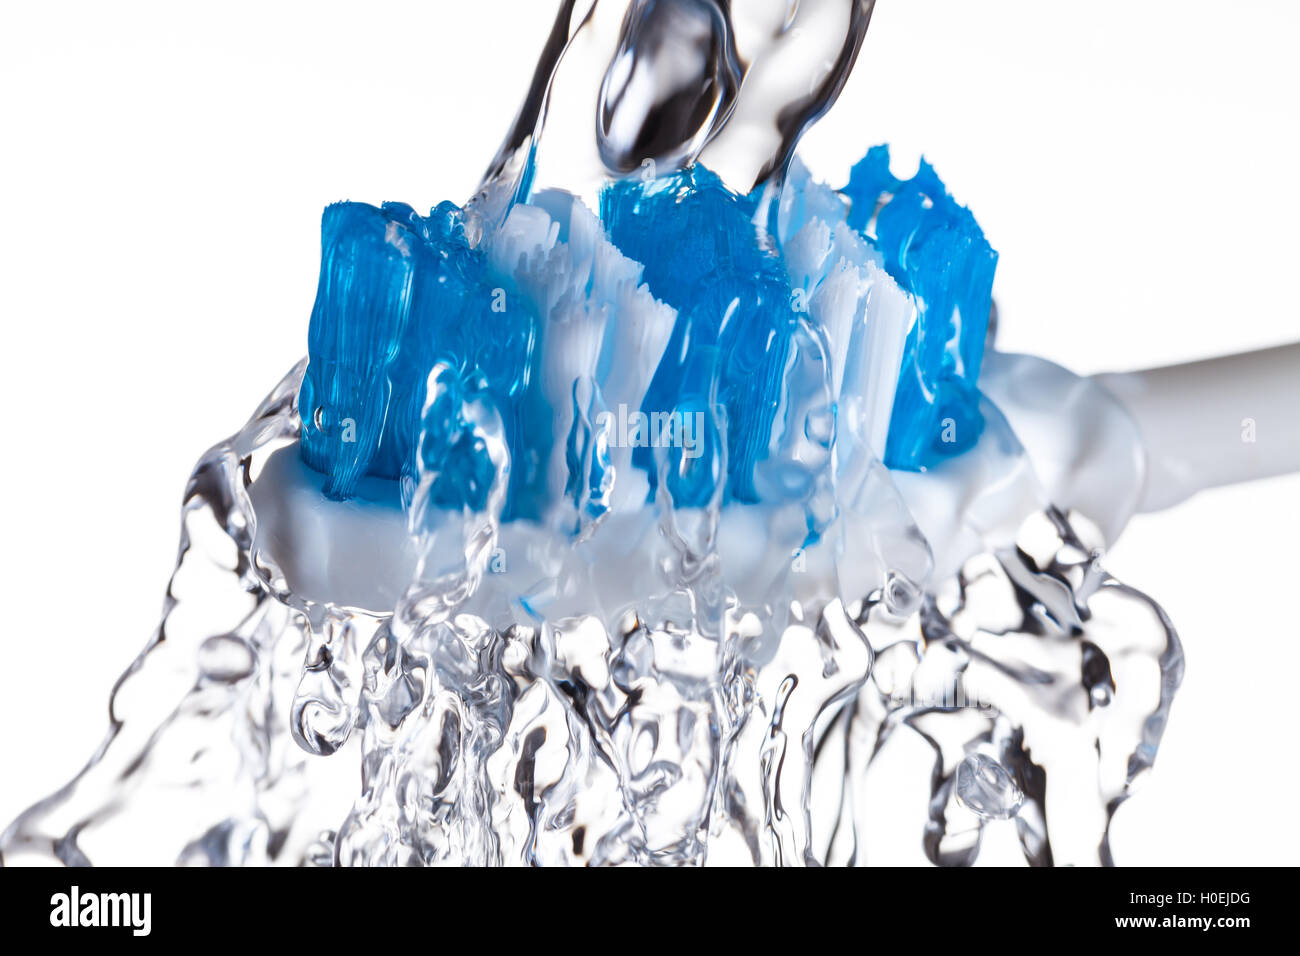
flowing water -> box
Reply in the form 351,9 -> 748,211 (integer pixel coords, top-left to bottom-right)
0,0 -> 1183,867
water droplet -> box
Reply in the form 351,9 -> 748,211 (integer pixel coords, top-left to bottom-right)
884,570 -> 921,617
197,634 -> 256,683
804,405 -> 834,446
597,0 -> 741,176
954,753 -> 1023,820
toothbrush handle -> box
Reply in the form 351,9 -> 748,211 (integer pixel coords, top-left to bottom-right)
1094,343 -> 1300,513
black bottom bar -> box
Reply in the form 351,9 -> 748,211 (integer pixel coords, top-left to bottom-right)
0,865 -> 1276,941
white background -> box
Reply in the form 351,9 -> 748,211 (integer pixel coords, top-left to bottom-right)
1,0 -> 1297,864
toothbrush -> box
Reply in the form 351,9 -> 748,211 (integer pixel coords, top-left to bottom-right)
7,0 -> 1295,869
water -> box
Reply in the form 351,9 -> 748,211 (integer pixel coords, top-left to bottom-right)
1,0 -> 1183,866
0,359 -> 1183,865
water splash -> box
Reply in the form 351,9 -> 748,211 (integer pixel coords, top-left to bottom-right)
0,358 -> 1182,865
2,0 -> 1183,866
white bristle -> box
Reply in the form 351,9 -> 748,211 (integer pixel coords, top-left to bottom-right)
781,209 -> 916,463
489,194 -> 680,513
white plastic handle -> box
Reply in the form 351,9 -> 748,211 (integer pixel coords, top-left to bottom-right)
1094,343 -> 1300,513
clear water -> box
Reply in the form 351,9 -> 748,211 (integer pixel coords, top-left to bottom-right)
0,359 -> 1183,866
0,0 -> 1183,866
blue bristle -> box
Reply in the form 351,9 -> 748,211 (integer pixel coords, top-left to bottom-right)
843,145 -> 998,470
299,147 -> 996,517
299,203 -> 414,500
299,201 -> 537,510
600,166 -> 797,505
